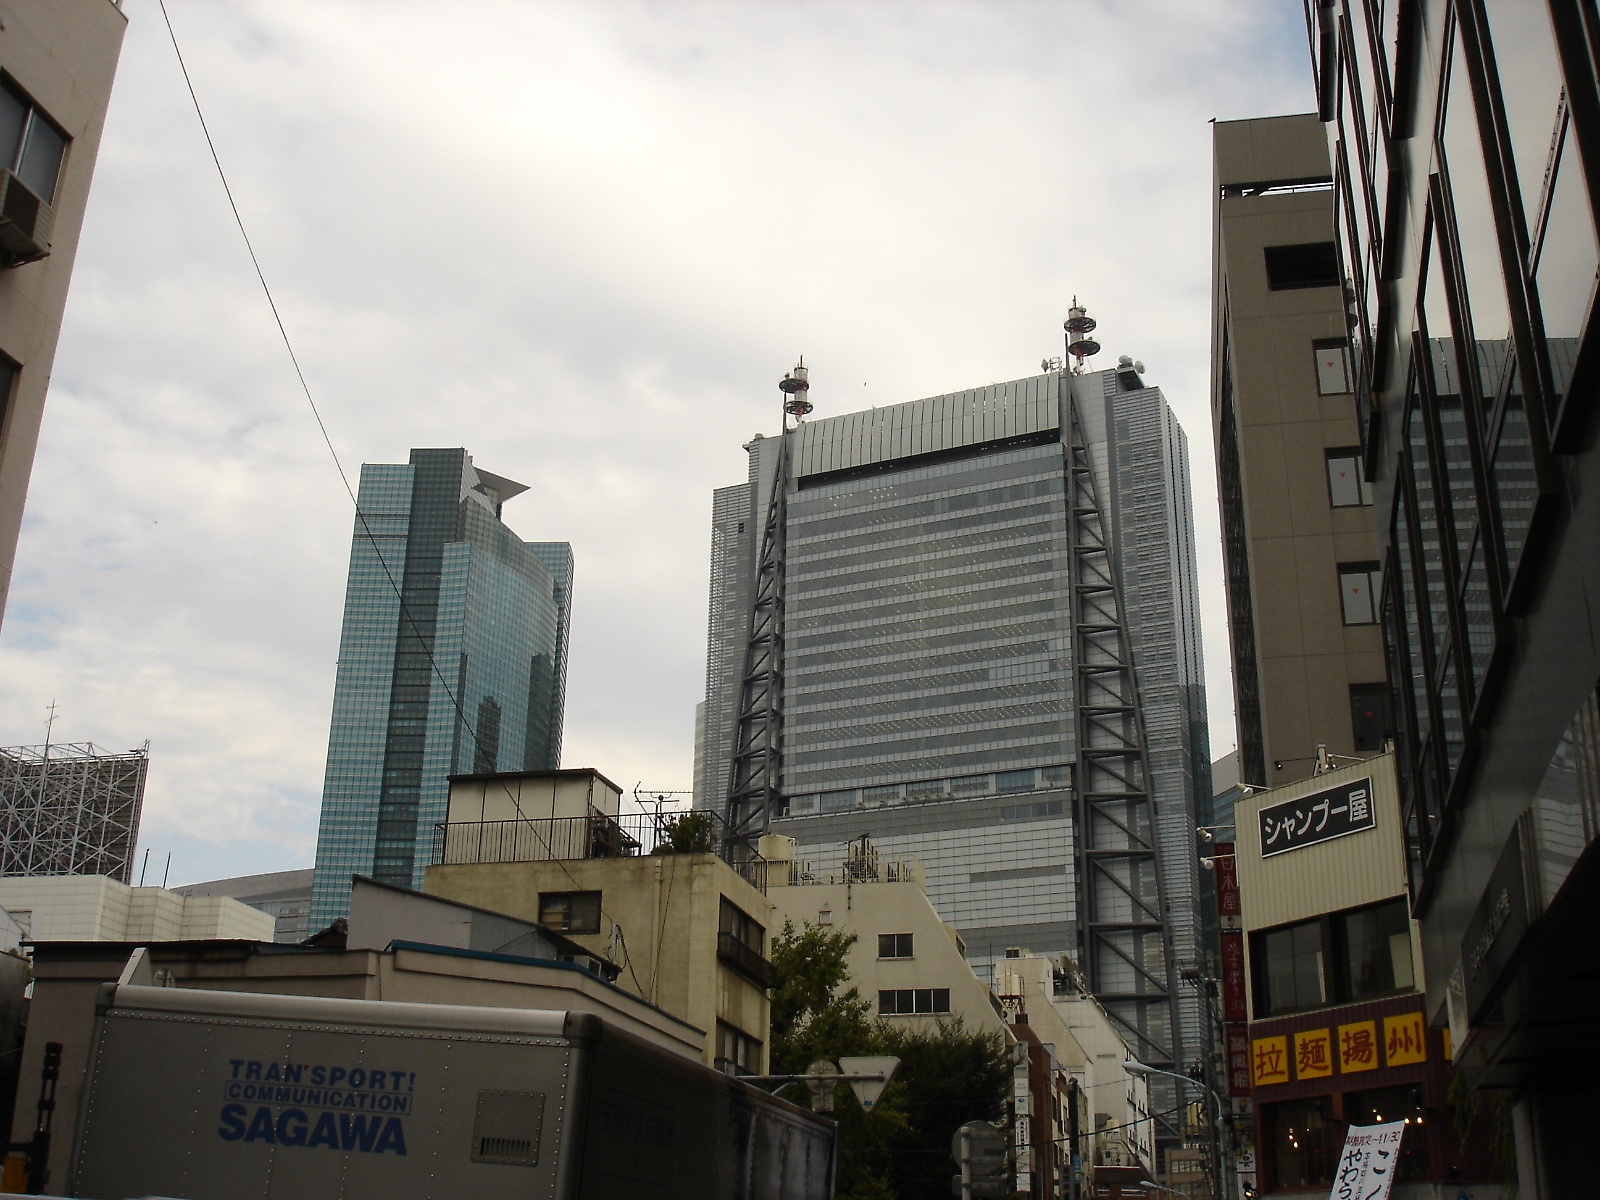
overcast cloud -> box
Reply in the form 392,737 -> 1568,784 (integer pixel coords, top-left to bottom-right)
0,1 -> 1313,885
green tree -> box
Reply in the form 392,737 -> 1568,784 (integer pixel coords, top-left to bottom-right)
769,920 -> 877,1074
768,923 -> 1013,1199
878,1018 -> 1010,1200
649,811 -> 714,854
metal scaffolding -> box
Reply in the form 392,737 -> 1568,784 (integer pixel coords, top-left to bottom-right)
0,742 -> 150,883
1062,364 -> 1182,1081
723,359 -> 812,860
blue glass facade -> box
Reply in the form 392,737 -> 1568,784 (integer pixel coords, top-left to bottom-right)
309,449 -> 572,927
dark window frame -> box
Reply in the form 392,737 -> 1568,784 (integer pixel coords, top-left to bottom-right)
537,890 -> 602,935
1337,560 -> 1383,626
0,73 -> 69,205
1264,241 -> 1342,291
877,932 -> 914,959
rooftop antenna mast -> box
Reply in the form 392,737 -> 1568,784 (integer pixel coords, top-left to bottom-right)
1064,297 -> 1101,375
723,358 -> 812,861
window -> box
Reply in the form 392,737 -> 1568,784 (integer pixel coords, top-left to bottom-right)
1343,1086 -> 1429,1179
716,1020 -> 762,1075
1264,242 -> 1340,290
879,988 -> 950,1015
1349,683 -> 1391,752
0,78 -> 67,203
0,355 -> 15,438
1334,898 -> 1414,999
719,897 -> 764,956
1338,562 -> 1382,625
1261,1097 -> 1341,1190
538,890 -> 601,934
878,933 -> 913,959
1253,918 -> 1325,1016
1314,339 -> 1353,394
1325,448 -> 1373,507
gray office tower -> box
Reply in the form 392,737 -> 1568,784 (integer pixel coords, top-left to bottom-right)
310,449 -> 572,928
699,359 -> 1210,1075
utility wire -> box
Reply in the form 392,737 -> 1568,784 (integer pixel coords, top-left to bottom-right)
155,0 -> 646,948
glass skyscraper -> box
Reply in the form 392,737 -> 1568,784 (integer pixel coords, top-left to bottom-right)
699,364 -> 1209,1065
309,448 -> 572,927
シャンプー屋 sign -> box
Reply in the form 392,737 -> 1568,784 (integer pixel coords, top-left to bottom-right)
1257,777 -> 1375,857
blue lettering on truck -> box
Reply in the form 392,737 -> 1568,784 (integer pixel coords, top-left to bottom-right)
216,1059 -> 412,1156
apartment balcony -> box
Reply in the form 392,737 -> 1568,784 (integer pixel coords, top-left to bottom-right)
716,930 -> 779,989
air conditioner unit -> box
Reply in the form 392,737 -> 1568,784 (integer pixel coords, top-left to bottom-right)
0,168 -> 54,265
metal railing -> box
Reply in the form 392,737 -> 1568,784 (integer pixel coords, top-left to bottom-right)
717,931 -> 779,988
431,810 -> 768,893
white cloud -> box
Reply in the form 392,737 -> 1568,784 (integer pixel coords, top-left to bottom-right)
0,0 -> 1314,884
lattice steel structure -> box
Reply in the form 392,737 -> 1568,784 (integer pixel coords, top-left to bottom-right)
1063,366 -> 1180,1077
0,741 -> 150,882
723,359 -> 811,859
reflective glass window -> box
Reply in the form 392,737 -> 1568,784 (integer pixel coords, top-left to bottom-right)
1481,0 -> 1565,231
1532,119 -> 1598,414
1491,376 -> 1538,575
1255,919 -> 1325,1016
1406,391 -> 1452,663
1441,28 -> 1515,403
1335,898 -> 1414,999
1440,653 -> 1466,773
1458,526 -> 1494,690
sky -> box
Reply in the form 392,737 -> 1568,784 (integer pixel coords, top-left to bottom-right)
0,1 -> 1314,887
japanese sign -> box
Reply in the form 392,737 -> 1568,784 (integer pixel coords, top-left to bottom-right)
1220,930 -> 1247,1022
1250,1035 -> 1288,1087
1330,1121 -> 1405,1200
1383,1011 -> 1427,1066
1257,776 -> 1376,858
1225,1026 -> 1251,1095
1338,1020 -> 1378,1073
1293,1028 -> 1332,1079
1213,841 -> 1241,917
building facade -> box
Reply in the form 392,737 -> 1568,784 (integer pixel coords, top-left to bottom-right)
1302,2 -> 1600,1193
700,361 -> 1211,1096
425,768 -> 773,1075
1233,755 -> 1501,1196
1210,113 -> 1391,794
309,449 -> 572,926
0,741 -> 148,883
0,0 -> 125,629
173,868 -> 313,944
0,874 -> 275,943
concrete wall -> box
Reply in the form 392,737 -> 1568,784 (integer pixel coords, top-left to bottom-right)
0,876 -> 275,942
0,0 -> 126,625
425,851 -> 771,1072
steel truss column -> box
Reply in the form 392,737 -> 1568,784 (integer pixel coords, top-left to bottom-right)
1062,373 -> 1183,1087
723,360 -> 811,859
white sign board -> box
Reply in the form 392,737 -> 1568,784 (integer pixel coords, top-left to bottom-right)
1328,1121 -> 1406,1200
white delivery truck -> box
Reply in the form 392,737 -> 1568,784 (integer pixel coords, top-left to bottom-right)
65,983 -> 834,1199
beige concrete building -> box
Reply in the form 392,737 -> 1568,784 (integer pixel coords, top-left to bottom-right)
424,768 -> 773,1074
1211,113 -> 1388,793
0,0 -> 126,626
0,874 -> 276,942
765,835 -> 1005,1039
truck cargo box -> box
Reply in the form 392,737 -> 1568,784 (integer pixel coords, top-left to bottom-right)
67,984 -> 833,1199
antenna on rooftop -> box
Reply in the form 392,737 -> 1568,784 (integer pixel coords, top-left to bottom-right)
780,356 -> 813,425
1064,297 -> 1101,374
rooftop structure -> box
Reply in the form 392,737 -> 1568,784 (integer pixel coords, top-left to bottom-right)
0,741 -> 149,883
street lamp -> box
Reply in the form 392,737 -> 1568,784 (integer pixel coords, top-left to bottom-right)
1124,1058 -> 1226,1200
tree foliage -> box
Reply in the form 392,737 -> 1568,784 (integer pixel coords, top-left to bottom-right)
768,921 -> 1012,1199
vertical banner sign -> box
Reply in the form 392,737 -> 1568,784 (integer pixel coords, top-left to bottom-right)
1213,842 -> 1241,917
1330,1121 -> 1405,1200
1219,931 -> 1247,1022
1225,1026 -> 1251,1096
